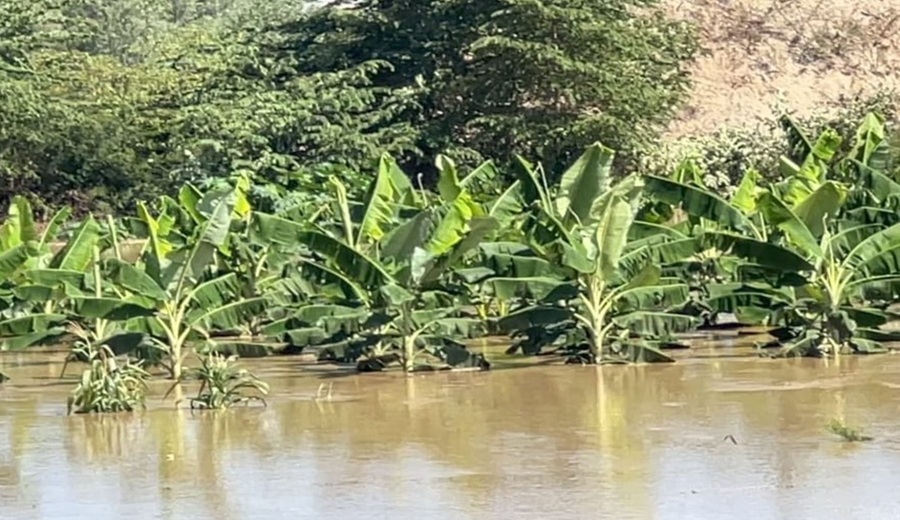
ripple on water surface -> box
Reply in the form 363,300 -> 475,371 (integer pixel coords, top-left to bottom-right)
2,353 -> 900,519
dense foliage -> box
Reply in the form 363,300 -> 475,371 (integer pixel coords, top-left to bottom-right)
642,92 -> 900,192
0,0 -> 695,214
4,113 -> 900,412
284,0 -> 697,177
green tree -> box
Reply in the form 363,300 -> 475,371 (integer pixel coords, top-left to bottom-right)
0,0 -> 420,214
281,0 -> 697,177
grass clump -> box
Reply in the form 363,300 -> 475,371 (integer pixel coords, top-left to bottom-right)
185,352 -> 269,410
827,418 -> 873,442
67,343 -> 149,415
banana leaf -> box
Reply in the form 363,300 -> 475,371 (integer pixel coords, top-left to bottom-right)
0,196 -> 38,250
844,222 -> 900,272
849,113 -> 888,168
594,196 -> 634,277
72,297 -> 156,320
283,327 -> 329,347
497,305 -> 573,333
1,328 -> 66,351
0,243 -> 36,281
0,314 -> 67,336
555,143 -> 614,225
452,267 -> 495,284
436,154 -> 463,202
21,268 -> 86,290
49,216 -> 101,272
187,298 -> 266,331
357,156 -> 407,245
487,254 -> 558,278
255,214 -> 392,289
792,181 -> 846,238
106,259 -> 167,301
299,260 -> 370,303
489,181 -> 524,227
615,284 -> 690,312
644,175 -> 753,232
699,232 -> 813,272
613,312 -> 700,337
486,277 -> 576,302
758,192 -> 822,257
731,168 -> 762,214
381,210 -> 437,261
854,161 -> 900,202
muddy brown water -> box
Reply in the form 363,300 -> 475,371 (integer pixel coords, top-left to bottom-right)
3,339 -> 900,519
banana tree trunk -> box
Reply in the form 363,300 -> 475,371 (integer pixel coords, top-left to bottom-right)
402,336 -> 415,373
585,276 -> 607,362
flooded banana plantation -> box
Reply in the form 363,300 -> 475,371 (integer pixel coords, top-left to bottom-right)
4,114 -> 900,517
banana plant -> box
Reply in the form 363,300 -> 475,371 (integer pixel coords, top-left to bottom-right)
448,241 -> 547,326
0,197 -> 41,349
252,166 -> 494,372
231,155 -> 422,349
837,113 -> 900,227
0,195 -> 73,268
0,197 -> 97,351
100,188 -> 266,380
721,183 -> 900,356
493,144 -> 699,363
642,138 -> 854,328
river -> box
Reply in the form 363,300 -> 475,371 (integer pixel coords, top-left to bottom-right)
2,344 -> 900,519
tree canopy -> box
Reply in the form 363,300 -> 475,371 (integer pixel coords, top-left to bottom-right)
0,0 -> 697,214
284,0 -> 697,176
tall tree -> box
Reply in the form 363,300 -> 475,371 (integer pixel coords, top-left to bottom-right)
279,0 -> 697,177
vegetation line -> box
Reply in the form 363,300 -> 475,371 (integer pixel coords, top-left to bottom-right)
3,112 -> 900,415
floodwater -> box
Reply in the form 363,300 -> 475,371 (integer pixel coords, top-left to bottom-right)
3,341 -> 900,519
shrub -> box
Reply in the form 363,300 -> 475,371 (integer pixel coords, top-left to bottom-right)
186,352 -> 268,410
67,343 -> 149,415
640,90 -> 900,191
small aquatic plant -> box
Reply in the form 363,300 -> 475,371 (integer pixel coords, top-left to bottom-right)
67,343 -> 149,415
184,352 -> 268,410
827,419 -> 873,442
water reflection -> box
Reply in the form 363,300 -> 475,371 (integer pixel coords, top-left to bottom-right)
2,355 -> 900,518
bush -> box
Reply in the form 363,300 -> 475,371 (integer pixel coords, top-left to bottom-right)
186,352 -> 268,410
639,90 -> 900,191
67,343 -> 149,415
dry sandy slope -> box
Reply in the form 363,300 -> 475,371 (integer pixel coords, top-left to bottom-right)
663,0 -> 900,138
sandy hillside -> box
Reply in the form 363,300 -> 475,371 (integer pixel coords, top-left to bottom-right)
663,0 -> 900,138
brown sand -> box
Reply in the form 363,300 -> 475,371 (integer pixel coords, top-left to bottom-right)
663,0 -> 900,138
